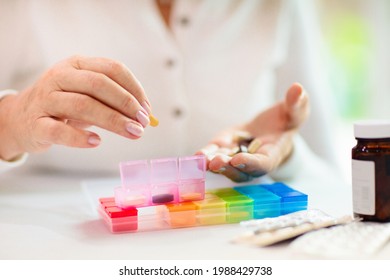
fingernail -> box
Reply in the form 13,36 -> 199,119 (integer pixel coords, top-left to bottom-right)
235,164 -> 246,169
126,122 -> 144,137
136,110 -> 150,127
295,89 -> 306,107
218,167 -> 226,173
88,136 -> 101,146
141,101 -> 152,115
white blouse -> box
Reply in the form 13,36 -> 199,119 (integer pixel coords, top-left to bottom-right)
0,0 -> 337,178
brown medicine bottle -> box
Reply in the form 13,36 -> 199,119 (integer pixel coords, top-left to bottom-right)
352,120 -> 390,222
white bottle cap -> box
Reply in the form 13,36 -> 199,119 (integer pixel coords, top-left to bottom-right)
354,120 -> 390,139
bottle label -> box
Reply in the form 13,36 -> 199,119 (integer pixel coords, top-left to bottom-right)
352,159 -> 375,215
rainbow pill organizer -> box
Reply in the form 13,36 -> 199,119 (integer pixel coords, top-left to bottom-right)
99,174 -> 308,233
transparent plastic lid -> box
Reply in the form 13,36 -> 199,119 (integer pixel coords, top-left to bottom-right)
150,157 -> 179,183
119,160 -> 150,188
179,155 -> 206,181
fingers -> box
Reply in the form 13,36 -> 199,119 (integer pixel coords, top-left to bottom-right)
207,149 -> 274,182
71,55 -> 151,113
230,150 -> 274,177
196,83 -> 307,183
45,91 -> 144,139
6,55 -> 156,156
198,135 -> 267,182
284,82 -> 310,129
204,135 -> 290,182
33,117 -> 101,148
208,154 -> 253,182
196,143 -> 252,182
230,132 -> 294,176
54,67 -> 150,128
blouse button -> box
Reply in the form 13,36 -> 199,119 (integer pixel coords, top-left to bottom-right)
172,107 -> 183,118
165,58 -> 175,68
178,16 -> 190,26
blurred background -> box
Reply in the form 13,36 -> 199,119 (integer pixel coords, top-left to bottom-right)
316,0 -> 389,183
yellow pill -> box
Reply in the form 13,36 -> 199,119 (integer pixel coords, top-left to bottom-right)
180,192 -> 203,201
149,114 -> 159,127
248,138 -> 262,154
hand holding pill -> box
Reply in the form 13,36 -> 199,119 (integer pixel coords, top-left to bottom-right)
0,55 -> 158,161
196,83 -> 309,182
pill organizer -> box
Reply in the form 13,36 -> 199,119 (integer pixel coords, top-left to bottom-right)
99,182 -> 308,233
115,155 -> 206,208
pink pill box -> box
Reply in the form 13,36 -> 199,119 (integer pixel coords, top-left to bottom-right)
114,155 -> 206,208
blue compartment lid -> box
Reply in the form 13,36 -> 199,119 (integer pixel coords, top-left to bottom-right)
233,185 -> 281,204
263,182 -> 308,202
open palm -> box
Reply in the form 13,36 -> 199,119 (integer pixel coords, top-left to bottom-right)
197,83 -> 310,182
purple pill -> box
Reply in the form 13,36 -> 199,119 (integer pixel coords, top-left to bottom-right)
152,193 -> 174,204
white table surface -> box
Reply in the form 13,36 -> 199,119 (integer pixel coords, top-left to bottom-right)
1,162 -> 389,260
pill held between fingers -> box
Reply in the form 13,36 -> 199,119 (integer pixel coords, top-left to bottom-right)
247,139 -> 262,154
149,114 -> 159,127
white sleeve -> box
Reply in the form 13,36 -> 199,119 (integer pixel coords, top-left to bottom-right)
0,89 -> 28,173
0,89 -> 18,99
0,153 -> 28,174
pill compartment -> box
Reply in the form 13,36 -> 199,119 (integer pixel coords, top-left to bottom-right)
116,156 -> 207,207
210,188 -> 254,223
164,202 -> 198,228
114,187 -> 150,208
137,205 -> 170,231
234,185 -> 281,218
150,158 -> 179,205
99,197 -> 138,233
193,194 -> 227,225
119,160 -> 150,189
178,155 -> 206,202
116,160 -> 151,207
263,183 -> 308,214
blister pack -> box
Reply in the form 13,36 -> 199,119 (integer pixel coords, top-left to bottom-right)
233,209 -> 353,247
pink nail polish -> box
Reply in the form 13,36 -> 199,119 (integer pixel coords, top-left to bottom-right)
136,110 -> 150,127
141,101 -> 152,115
126,122 -> 144,137
88,136 -> 101,146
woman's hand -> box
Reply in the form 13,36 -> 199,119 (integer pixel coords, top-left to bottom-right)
197,83 -> 310,182
0,55 -> 152,161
